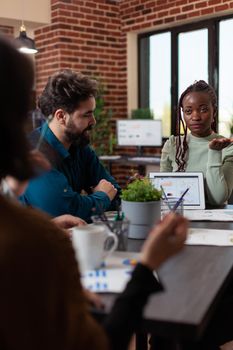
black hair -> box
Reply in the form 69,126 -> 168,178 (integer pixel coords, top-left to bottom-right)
0,36 -> 34,180
38,69 -> 98,117
175,80 -> 217,171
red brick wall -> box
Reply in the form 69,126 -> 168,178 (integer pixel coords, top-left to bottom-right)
120,0 -> 233,32
35,0 -> 127,120
35,0 -> 233,111
34,0 -> 233,186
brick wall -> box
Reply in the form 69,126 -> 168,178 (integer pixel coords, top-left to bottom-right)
120,0 -> 233,32
35,0 -> 233,111
35,0 -> 127,120
34,0 -> 233,186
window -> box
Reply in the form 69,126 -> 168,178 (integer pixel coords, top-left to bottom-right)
219,18 -> 233,136
139,15 -> 233,137
178,29 -> 208,97
149,32 -> 171,137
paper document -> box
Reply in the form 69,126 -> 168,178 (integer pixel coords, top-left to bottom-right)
186,228 -> 233,246
184,209 -> 233,221
81,251 -> 140,293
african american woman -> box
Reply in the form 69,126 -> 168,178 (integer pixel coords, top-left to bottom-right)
160,80 -> 233,206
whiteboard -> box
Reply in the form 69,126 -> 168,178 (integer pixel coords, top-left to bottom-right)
117,119 -> 162,146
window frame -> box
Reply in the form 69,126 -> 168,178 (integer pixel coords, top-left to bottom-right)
138,14 -> 233,136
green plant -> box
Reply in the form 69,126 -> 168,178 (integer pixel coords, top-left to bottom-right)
228,116 -> 233,136
131,108 -> 154,120
121,178 -> 162,202
91,83 -> 116,156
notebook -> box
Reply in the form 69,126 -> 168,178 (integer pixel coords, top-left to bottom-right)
149,172 -> 205,209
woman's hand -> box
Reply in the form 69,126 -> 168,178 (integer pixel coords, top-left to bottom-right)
209,138 -> 232,151
140,213 -> 188,271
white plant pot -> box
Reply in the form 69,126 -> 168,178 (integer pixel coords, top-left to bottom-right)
121,200 -> 161,239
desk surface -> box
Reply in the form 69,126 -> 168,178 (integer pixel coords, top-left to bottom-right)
100,220 -> 233,341
99,155 -> 161,165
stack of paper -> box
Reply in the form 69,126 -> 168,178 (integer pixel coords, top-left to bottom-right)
184,209 -> 233,221
186,228 -> 233,246
81,251 -> 140,293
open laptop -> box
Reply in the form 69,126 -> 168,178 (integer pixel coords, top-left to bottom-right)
149,172 -> 205,209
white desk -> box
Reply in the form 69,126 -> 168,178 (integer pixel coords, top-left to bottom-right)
99,155 -> 161,175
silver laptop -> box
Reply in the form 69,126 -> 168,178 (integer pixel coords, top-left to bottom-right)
149,172 -> 205,210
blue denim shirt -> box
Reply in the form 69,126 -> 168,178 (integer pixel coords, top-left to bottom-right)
20,123 -> 121,222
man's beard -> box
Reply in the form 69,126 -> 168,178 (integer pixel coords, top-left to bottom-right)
64,126 -> 92,148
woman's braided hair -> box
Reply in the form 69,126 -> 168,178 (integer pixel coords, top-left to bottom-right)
175,80 -> 217,171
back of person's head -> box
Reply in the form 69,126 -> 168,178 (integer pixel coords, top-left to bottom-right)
38,69 -> 98,117
0,201 -> 108,350
0,36 -> 34,181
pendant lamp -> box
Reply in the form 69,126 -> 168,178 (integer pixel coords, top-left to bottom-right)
15,23 -> 38,54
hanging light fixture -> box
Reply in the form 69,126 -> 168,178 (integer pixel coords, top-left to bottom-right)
15,23 -> 38,54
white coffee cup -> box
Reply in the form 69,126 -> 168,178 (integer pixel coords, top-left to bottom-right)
71,224 -> 118,273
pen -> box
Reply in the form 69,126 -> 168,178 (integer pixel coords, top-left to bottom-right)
160,185 -> 172,210
173,187 -> 190,212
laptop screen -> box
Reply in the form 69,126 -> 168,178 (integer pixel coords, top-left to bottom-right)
149,172 -> 205,209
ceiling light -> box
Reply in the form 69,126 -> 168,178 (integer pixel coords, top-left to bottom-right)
15,24 -> 38,54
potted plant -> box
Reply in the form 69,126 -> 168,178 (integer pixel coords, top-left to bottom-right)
121,178 -> 162,239
228,115 -> 233,137
131,108 -> 154,120
91,82 -> 116,156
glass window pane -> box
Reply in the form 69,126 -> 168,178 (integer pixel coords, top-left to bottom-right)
149,32 -> 171,137
219,18 -> 233,137
178,29 -> 208,97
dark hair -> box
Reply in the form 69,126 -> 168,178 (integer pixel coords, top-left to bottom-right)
175,80 -> 217,171
0,37 -> 34,180
0,203 -> 108,350
38,69 -> 98,117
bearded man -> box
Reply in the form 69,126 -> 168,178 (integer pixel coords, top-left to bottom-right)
20,70 -> 120,222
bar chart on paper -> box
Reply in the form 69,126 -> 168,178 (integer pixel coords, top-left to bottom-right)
81,252 -> 140,293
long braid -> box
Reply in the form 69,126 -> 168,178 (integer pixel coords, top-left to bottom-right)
175,80 -> 217,171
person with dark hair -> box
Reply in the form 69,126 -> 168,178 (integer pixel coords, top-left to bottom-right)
0,36 -> 189,350
0,150 -> 87,229
160,80 -> 233,206
20,70 -> 120,222
0,39 -> 34,182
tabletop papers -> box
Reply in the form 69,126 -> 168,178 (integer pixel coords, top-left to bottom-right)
186,228 -> 233,246
184,209 -> 233,221
81,251 -> 140,293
